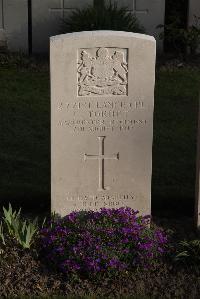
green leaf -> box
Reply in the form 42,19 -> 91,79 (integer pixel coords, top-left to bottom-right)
0,221 -> 5,246
1,204 -> 39,249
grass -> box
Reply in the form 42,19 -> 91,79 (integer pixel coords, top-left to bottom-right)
0,62 -> 200,214
0,65 -> 50,210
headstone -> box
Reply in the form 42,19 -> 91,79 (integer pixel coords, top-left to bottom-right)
195,95 -> 200,229
0,0 -> 3,29
188,0 -> 200,27
105,0 -> 165,51
2,0 -> 28,52
51,31 -> 156,216
0,29 -> 7,51
188,0 -> 200,53
32,0 -> 164,53
32,0 -> 92,53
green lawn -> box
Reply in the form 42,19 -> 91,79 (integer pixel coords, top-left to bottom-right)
0,65 -> 200,214
0,66 -> 50,210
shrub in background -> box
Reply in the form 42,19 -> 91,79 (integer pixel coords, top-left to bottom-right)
158,14 -> 200,56
174,239 -> 200,267
40,208 -> 168,277
62,2 -> 145,34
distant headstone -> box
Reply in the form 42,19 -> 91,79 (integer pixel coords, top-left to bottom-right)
51,31 -> 156,216
195,95 -> 200,228
188,0 -> 200,27
32,0 -> 92,53
105,0 -> 165,50
0,0 -> 3,29
0,0 -> 165,53
188,0 -> 200,53
1,0 -> 28,52
32,0 -> 164,53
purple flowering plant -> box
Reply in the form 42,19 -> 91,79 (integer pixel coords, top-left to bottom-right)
40,208 -> 168,277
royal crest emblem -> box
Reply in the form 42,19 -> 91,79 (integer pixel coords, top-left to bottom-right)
77,47 -> 128,96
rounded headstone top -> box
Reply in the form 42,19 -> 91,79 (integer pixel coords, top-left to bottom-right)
50,30 -> 155,43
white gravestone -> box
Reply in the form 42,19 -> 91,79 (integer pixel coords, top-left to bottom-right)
1,0 -> 28,52
0,0 -> 6,51
0,0 -> 6,50
188,0 -> 200,53
51,31 -> 156,216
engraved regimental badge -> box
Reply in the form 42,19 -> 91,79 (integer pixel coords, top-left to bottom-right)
77,47 -> 128,96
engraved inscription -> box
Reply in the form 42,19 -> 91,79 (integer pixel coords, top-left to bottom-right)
65,193 -> 136,210
57,99 -> 147,133
84,136 -> 119,191
78,48 -> 128,96
58,100 -> 144,110
59,119 -> 147,133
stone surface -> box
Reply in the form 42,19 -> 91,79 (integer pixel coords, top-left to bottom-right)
0,0 -> 3,29
0,0 -> 165,53
0,1 -> 6,51
2,0 -> 28,52
188,0 -> 200,53
32,0 -> 164,53
32,0 -> 92,53
51,31 -> 156,216
0,29 -> 7,51
188,0 -> 200,27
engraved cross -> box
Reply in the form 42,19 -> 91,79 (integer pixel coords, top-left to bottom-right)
49,0 -> 76,18
84,136 -> 119,192
0,0 -> 4,29
132,0 -> 148,14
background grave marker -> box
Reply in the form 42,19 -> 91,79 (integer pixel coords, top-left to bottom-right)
0,0 -> 4,29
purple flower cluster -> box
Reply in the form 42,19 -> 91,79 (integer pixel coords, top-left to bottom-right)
40,208 -> 168,276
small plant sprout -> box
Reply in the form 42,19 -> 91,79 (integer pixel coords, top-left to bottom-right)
2,203 -> 40,249
175,239 -> 200,266
0,221 -> 5,246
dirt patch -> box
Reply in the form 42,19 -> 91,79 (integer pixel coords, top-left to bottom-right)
0,217 -> 200,298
